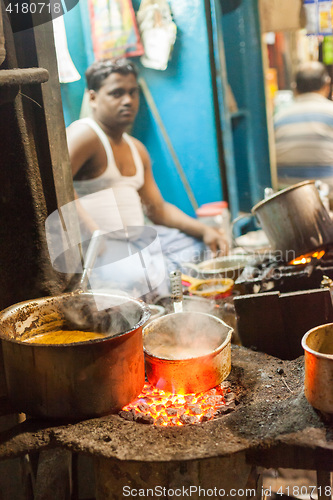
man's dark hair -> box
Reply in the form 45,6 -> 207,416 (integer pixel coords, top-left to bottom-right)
85,58 -> 138,91
295,62 -> 331,93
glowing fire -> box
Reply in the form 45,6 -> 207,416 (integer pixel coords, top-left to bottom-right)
289,250 -> 325,266
122,383 -> 227,426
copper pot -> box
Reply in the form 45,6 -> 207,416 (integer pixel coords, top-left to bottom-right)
302,323 -> 333,414
143,312 -> 232,394
0,292 -> 150,419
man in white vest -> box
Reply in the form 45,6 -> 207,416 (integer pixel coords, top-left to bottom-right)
66,58 -> 227,296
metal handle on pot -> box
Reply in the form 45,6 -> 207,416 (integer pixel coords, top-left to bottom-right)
79,230 -> 104,290
230,188 -> 274,252
230,213 -> 257,253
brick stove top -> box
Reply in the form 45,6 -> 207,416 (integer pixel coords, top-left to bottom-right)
0,346 -> 332,471
236,250 -> 333,294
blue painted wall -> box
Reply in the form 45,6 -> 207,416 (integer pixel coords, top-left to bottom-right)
209,0 -> 240,219
60,0 -> 271,218
61,0 -> 94,126
131,0 -> 224,216
61,0 -> 224,217
218,0 -> 271,210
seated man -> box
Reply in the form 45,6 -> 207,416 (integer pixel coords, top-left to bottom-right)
274,61 -> 333,196
66,58 -> 227,297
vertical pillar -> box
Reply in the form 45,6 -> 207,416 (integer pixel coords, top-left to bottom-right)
0,2 -> 77,310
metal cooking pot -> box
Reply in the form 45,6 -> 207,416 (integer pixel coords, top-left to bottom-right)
0,292 -> 150,419
252,181 -> 333,261
143,312 -> 232,394
302,323 -> 333,414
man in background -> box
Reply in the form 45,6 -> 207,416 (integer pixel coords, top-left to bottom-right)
274,61 -> 333,198
66,58 -> 227,296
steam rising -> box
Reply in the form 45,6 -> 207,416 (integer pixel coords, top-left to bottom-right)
45,193 -> 166,305
59,294 -> 145,337
143,312 -> 230,360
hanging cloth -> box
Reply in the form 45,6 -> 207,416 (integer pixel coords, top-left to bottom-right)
137,0 -> 177,70
88,0 -> 144,60
52,15 -> 81,83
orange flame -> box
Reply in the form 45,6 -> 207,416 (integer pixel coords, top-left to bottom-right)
122,383 -> 226,426
289,250 -> 325,266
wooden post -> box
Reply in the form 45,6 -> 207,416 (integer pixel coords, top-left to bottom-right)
94,453 -> 252,500
317,470 -> 332,500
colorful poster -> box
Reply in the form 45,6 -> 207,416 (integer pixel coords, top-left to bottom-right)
319,0 -> 333,33
89,0 -> 144,60
304,0 -> 333,35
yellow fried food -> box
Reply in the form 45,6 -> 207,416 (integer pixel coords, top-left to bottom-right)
23,330 -> 106,344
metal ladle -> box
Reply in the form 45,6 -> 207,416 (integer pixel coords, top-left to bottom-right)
63,230 -> 131,333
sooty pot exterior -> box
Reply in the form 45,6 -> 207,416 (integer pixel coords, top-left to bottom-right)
0,292 -> 150,419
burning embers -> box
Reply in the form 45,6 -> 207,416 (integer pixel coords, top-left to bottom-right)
289,249 -> 325,266
236,248 -> 333,293
119,380 -> 237,426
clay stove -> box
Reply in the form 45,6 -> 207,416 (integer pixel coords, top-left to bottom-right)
0,346 -> 332,500
119,379 -> 238,426
0,7 -> 332,498
234,250 -> 333,360
236,249 -> 333,294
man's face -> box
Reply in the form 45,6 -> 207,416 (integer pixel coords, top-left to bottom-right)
90,72 -> 140,129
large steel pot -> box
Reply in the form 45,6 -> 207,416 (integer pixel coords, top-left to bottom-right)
143,312 -> 232,394
252,181 -> 333,261
0,292 -> 150,419
302,323 -> 333,414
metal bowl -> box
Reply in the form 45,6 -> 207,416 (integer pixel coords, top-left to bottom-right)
183,255 -> 253,280
188,278 -> 234,299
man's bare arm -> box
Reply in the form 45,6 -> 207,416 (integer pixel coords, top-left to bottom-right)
66,123 -> 102,235
66,122 -> 99,177
136,141 -> 228,255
